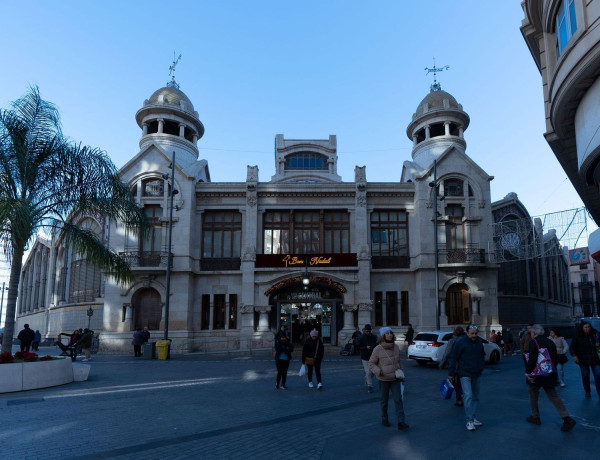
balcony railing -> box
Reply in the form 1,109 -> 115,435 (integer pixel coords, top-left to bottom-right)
120,251 -> 170,268
439,245 -> 486,264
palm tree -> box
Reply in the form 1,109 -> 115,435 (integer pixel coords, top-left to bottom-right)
0,86 -> 147,353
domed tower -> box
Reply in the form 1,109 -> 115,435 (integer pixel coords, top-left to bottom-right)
135,81 -> 205,168
406,86 -> 470,169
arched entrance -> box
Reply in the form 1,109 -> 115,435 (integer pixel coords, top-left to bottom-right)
446,283 -> 471,324
268,279 -> 344,345
132,288 -> 162,330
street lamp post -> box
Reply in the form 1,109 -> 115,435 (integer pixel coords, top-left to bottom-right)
87,306 -> 94,329
430,160 -> 441,330
163,151 -> 178,341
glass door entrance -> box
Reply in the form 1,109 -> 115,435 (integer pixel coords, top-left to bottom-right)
280,302 -> 334,344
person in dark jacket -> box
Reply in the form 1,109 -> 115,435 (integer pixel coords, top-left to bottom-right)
439,326 -> 465,406
274,334 -> 293,389
142,327 -> 150,343
32,330 -> 42,351
358,324 -> 378,393
77,328 -> 94,361
570,321 -> 600,398
525,324 -> 576,431
132,328 -> 145,357
448,324 -> 485,431
404,324 -> 414,344
17,324 -> 35,352
302,329 -> 325,389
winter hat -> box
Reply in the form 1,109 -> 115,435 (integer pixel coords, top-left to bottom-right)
379,326 -> 392,336
310,329 -> 319,337
364,324 -> 372,331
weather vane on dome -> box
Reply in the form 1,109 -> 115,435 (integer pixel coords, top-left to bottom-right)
425,58 -> 449,92
167,52 -> 182,89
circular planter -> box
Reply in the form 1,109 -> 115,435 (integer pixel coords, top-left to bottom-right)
0,357 -> 74,393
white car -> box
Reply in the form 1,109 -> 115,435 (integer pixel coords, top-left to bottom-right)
407,330 -> 502,366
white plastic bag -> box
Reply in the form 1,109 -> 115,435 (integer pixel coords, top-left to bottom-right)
298,364 -> 307,376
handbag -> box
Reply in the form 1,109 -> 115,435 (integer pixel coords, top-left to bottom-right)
298,364 -> 307,376
305,341 -> 319,366
525,339 -> 556,377
395,369 -> 405,380
440,379 -> 454,400
557,353 -> 568,364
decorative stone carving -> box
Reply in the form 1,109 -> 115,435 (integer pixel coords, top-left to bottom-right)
247,195 -> 257,207
240,305 -> 255,313
355,166 -> 366,183
341,304 -> 358,312
357,195 -> 367,207
246,165 -> 259,182
478,200 -> 486,208
358,301 -> 374,311
242,246 -> 256,262
358,246 -> 370,261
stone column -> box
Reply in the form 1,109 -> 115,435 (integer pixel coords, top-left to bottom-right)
255,306 -> 271,332
358,301 -> 373,331
124,303 -> 133,330
444,121 -> 450,136
157,118 -> 164,134
179,123 -> 185,137
470,297 -> 481,325
142,123 -> 148,136
439,299 -> 448,327
425,125 -> 431,139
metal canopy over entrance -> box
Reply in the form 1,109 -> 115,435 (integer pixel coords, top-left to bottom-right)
268,279 -> 344,345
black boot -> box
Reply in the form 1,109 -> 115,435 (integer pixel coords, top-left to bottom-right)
382,417 -> 391,427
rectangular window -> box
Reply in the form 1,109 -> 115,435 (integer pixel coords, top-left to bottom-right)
400,291 -> 409,326
370,210 -> 409,257
140,205 -> 163,253
386,291 -> 398,326
581,274 -> 589,283
213,294 -> 226,330
263,210 -> 349,254
445,204 -> 464,249
375,292 -> 383,325
556,0 -> 577,56
229,294 -> 237,329
201,294 -> 210,330
202,211 -> 242,258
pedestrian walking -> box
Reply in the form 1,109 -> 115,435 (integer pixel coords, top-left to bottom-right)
368,327 -> 409,431
351,327 -> 362,355
439,326 -> 465,407
549,328 -> 569,387
142,327 -> 150,343
520,323 -> 533,356
503,329 -> 515,356
448,324 -> 485,431
132,328 -> 145,357
275,334 -> 293,390
77,328 -> 94,361
358,324 -> 378,393
569,321 -> 600,398
405,324 -> 414,344
525,324 -> 576,431
489,329 -> 498,345
32,330 -> 42,351
302,329 -> 324,389
17,324 -> 35,352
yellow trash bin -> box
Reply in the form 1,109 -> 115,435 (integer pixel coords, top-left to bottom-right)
156,339 -> 171,360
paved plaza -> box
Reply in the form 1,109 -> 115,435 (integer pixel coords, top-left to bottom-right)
0,344 -> 599,459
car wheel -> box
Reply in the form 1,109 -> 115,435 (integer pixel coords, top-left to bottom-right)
417,360 -> 428,366
489,350 -> 500,365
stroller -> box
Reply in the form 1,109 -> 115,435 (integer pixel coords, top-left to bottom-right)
340,339 -> 354,356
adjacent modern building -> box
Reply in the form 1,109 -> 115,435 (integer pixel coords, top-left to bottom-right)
521,0 -> 600,224
15,81 -> 502,353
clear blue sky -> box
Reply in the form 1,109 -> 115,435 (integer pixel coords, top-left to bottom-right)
0,1 -> 595,291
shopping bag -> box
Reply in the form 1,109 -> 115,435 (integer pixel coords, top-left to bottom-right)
525,340 -> 556,377
440,379 -> 454,400
298,364 -> 307,376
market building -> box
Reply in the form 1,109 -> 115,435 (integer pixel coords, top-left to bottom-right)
15,81 -> 501,353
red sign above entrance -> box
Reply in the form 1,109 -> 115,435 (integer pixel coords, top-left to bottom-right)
255,253 -> 358,268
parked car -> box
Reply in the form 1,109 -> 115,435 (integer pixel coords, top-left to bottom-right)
407,330 -> 502,366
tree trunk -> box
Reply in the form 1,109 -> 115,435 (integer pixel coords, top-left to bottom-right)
1,245 -> 24,354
